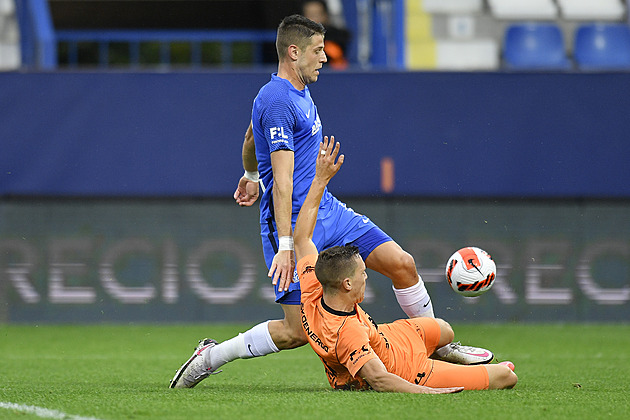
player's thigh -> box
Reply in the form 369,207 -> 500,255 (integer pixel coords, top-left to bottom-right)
424,360 -> 490,390
407,317 -> 452,355
364,241 -> 417,282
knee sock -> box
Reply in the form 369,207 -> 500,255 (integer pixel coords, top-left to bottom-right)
205,320 -> 279,370
393,275 -> 435,318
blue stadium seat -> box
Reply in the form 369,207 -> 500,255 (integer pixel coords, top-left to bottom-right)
574,23 -> 630,70
503,23 -> 571,70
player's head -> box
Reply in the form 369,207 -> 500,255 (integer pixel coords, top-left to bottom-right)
277,14 -> 325,60
315,245 -> 367,302
276,14 -> 327,85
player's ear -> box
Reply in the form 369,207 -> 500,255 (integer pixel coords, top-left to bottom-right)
288,44 -> 300,61
342,277 -> 352,291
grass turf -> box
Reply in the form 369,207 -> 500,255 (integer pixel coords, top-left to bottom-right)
0,323 -> 628,420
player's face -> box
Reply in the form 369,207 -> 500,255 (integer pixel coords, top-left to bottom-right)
350,256 -> 367,304
297,34 -> 327,86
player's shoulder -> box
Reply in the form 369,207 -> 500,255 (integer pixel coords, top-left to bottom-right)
297,254 -> 319,293
257,77 -> 292,103
335,313 -> 370,350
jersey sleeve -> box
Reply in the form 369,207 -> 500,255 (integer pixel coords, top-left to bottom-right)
296,254 -> 320,298
261,95 -> 296,153
336,321 -> 379,378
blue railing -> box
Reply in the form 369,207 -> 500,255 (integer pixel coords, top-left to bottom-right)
55,29 -> 277,68
15,0 -> 56,69
15,0 -> 404,70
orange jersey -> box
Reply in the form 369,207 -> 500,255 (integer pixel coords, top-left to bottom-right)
298,255 -> 437,390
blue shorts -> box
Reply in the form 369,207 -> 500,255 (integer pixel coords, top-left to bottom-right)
261,195 -> 392,305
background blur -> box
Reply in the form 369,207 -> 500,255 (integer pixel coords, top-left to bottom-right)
1,0 -> 629,324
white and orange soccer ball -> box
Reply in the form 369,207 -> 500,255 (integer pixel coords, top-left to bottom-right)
445,247 -> 496,297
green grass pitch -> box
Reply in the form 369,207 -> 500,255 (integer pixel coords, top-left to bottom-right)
0,323 -> 628,419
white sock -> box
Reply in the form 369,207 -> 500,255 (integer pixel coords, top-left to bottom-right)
393,275 -> 434,318
206,320 -> 279,370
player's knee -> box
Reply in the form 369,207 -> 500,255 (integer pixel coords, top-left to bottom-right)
400,250 -> 417,273
435,318 -> 454,345
389,250 -> 418,280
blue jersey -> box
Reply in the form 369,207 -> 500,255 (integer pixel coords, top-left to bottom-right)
252,74 -> 392,305
251,73 -> 332,224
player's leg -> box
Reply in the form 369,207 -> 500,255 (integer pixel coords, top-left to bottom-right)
314,198 -> 430,316
206,303 -> 305,368
364,240 -> 435,318
413,317 -> 515,390
408,317 -> 453,355
267,304 -> 308,349
411,316 -> 495,366
169,303 -> 305,388
170,225 -> 306,388
423,359 -> 517,390
433,318 -> 455,349
321,204 -> 435,319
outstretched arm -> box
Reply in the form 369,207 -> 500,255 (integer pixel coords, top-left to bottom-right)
294,136 -> 344,262
234,121 -> 260,207
358,358 -> 464,394
268,149 -> 295,290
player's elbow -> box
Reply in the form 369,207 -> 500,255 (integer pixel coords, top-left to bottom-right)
487,364 -> 518,390
293,239 -> 312,261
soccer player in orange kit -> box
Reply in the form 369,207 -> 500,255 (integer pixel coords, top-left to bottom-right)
294,137 -> 518,393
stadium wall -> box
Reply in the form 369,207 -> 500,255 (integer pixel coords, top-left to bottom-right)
2,71 -> 630,198
1,71 -> 629,323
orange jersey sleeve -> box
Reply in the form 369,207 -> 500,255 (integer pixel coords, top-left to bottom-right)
296,254 -> 320,297
335,318 -> 379,378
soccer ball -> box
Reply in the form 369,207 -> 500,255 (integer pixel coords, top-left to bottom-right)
445,247 -> 496,297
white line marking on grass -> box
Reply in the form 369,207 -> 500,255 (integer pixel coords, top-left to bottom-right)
0,402 -> 102,420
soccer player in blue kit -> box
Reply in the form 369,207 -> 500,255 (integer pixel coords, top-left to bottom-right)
170,14 -> 493,389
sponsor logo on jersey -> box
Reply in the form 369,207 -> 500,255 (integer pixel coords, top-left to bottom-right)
301,305 -> 329,352
349,344 -> 370,363
270,126 -> 289,144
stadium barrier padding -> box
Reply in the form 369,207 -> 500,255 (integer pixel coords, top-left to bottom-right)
2,71 -> 630,198
1,198 -> 628,323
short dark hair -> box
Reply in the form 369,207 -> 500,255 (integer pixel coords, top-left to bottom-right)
276,14 -> 326,60
315,245 -> 361,292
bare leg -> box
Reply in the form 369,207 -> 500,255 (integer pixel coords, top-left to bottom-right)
268,304 -> 308,349
365,241 -> 434,318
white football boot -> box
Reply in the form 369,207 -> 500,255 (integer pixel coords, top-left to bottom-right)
170,338 -> 221,388
435,342 -> 495,365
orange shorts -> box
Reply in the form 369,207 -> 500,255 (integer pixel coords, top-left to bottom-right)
407,318 -> 490,390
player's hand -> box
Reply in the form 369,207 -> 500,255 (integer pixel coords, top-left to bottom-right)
234,176 -> 259,206
417,386 -> 464,394
269,249 -> 295,291
316,136 -> 344,183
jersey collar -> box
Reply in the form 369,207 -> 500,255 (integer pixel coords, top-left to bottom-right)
271,73 -> 307,97
321,297 -> 357,316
